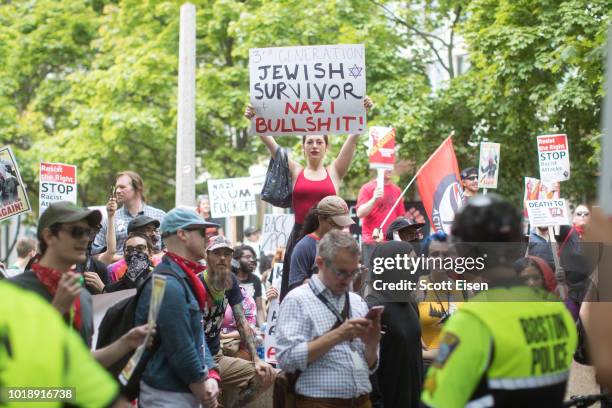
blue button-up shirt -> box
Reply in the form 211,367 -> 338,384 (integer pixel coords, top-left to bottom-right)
93,203 -> 165,256
276,275 -> 376,398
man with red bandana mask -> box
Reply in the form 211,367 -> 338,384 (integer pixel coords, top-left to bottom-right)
10,201 -> 153,368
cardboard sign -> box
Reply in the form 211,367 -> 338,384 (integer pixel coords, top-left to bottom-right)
523,177 -> 560,217
261,214 -> 295,255
477,142 -> 500,189
249,44 -> 366,136
39,162 -> 77,216
526,199 -> 570,227
600,28 -> 612,215
537,134 -> 570,182
368,127 -> 395,170
208,177 -> 257,218
0,146 -> 32,222
120,275 -> 167,385
263,271 -> 282,364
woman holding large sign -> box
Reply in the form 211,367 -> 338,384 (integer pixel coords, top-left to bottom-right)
245,97 -> 372,300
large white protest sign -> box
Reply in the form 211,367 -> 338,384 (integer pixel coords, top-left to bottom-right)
260,214 -> 294,255
208,177 -> 257,218
39,162 -> 77,216
249,44 -> 366,136
0,146 -> 31,222
600,28 -> 612,215
537,134 -> 570,182
526,199 -> 570,227
478,142 -> 500,189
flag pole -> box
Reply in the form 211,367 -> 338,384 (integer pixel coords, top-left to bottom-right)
373,131 -> 455,239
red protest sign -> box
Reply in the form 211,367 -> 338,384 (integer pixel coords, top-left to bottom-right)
368,127 -> 395,169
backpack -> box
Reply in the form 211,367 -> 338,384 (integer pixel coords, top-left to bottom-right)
96,266 -> 190,400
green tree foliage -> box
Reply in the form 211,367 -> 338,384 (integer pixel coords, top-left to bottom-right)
0,0 -> 609,219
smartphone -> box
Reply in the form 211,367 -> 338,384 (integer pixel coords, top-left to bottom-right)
365,305 -> 384,319
109,185 -> 117,199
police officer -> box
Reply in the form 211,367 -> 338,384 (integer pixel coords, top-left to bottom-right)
421,195 -> 577,408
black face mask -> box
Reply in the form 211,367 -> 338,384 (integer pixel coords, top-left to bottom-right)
125,251 -> 151,282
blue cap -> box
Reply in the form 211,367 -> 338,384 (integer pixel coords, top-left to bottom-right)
161,207 -> 220,236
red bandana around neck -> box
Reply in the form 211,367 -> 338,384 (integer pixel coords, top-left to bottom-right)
31,261 -> 82,330
165,252 -> 207,309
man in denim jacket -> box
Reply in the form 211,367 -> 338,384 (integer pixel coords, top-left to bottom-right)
136,208 -> 221,407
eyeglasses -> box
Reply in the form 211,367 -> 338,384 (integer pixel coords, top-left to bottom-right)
125,245 -> 148,254
325,261 -> 361,280
59,225 -> 98,240
576,212 -> 589,217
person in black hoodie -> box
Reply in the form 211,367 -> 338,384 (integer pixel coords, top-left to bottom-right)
367,240 -> 423,408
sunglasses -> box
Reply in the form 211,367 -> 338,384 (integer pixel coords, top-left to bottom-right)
59,225 -> 98,240
464,176 -> 478,181
125,244 -> 149,254
576,212 -> 589,217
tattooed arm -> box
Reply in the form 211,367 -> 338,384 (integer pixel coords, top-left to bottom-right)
232,302 -> 276,393
232,302 -> 258,362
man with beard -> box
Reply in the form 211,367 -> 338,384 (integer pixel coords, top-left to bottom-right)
93,171 -> 165,261
201,236 -> 275,407
232,245 -> 264,327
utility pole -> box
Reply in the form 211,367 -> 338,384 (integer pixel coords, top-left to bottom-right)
175,2 -> 196,207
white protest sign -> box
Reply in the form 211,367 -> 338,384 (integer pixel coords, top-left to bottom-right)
478,142 -> 500,189
249,44 -> 366,136
0,146 -> 32,222
39,162 -> 77,216
208,177 -> 257,218
263,273 -> 282,364
261,214 -> 295,255
537,134 -> 570,182
600,27 -> 612,215
526,199 -> 571,227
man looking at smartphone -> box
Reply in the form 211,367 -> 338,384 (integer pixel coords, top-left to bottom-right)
276,230 -> 381,408
93,171 -> 165,261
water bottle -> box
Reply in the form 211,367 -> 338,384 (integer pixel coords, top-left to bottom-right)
255,335 -> 265,360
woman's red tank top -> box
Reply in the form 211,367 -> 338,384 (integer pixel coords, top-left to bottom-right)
292,170 -> 336,224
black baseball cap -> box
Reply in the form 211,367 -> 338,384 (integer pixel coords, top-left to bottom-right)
37,202 -> 102,240
244,226 -> 261,237
128,215 -> 161,234
460,167 -> 478,180
385,217 -> 425,241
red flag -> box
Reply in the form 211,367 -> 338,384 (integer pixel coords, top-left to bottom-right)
417,136 -> 464,234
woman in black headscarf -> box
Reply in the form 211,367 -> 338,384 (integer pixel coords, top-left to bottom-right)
367,240 -> 423,408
